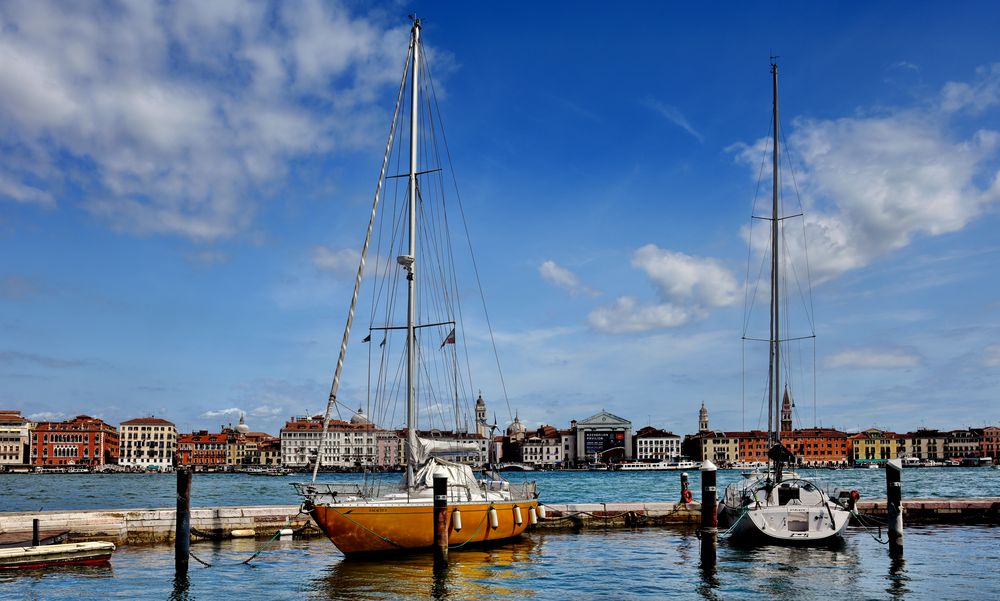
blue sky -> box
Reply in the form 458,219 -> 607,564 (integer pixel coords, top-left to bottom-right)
1,1 -> 999,437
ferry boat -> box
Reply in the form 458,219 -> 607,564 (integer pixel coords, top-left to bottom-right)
618,460 -> 698,471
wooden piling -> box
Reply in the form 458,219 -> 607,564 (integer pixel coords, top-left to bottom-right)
175,468 -> 192,575
680,472 -> 690,504
700,461 -> 718,564
886,458 -> 903,555
31,518 -> 39,547
433,475 -> 448,564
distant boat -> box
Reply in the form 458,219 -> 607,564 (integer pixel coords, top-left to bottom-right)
618,460 -> 698,472
0,542 -> 115,570
718,61 -> 853,545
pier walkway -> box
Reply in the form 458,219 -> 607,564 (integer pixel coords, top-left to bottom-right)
0,498 -> 996,546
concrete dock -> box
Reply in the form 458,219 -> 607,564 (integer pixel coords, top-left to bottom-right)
0,497 -> 996,546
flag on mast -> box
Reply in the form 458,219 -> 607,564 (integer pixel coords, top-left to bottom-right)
362,334 -> 371,343
440,327 -> 456,349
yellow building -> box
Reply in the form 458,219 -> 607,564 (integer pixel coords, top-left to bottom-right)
848,428 -> 903,464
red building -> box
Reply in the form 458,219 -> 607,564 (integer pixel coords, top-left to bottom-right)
30,415 -> 119,467
177,431 -> 229,469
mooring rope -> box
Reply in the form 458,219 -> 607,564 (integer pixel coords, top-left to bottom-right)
851,509 -> 889,544
447,508 -> 490,550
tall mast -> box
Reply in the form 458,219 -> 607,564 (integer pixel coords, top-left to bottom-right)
769,61 -> 780,448
404,17 -> 421,488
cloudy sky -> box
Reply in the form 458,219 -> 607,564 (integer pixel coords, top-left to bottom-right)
1,1 -> 999,437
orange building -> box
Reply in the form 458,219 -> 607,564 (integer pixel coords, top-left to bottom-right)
782,428 -> 849,465
30,415 -> 119,467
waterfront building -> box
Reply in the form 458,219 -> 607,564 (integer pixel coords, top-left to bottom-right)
686,430 -> 742,464
522,425 -> 563,468
375,429 -> 402,468
30,415 -> 119,468
561,425 -> 577,468
848,428 -> 903,464
258,436 -> 281,466
983,427 -> 1000,463
0,410 -> 30,467
176,431 -> 228,469
281,412 -> 377,469
119,417 -> 177,470
945,428 -> 983,460
902,428 -> 948,461
782,428 -> 849,465
576,410 -> 632,463
634,426 -> 682,461
735,431 -> 769,463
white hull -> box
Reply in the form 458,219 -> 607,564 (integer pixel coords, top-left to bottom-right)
720,475 -> 851,544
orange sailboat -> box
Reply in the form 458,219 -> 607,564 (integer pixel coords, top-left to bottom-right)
294,16 -> 538,556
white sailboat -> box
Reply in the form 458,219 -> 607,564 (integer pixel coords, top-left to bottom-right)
718,61 -> 852,544
293,17 -> 538,555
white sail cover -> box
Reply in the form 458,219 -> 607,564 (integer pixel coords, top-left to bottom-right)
410,456 -> 481,493
412,436 -> 481,465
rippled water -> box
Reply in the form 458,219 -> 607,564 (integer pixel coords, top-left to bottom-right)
1,467 -> 998,513
1,525 -> 997,600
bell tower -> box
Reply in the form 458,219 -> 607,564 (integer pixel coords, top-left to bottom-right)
475,392 -> 487,438
698,402 -> 709,432
781,387 -> 793,433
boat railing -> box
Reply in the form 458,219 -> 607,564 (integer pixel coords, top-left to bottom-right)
507,480 -> 538,501
292,482 -> 379,503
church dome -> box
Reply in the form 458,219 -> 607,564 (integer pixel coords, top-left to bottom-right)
506,414 -> 526,436
235,413 -> 250,434
351,408 -> 371,425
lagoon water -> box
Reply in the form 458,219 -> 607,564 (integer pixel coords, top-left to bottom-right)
1,469 -> 999,600
1,467 -> 999,512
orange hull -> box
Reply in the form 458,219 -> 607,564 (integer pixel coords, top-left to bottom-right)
309,500 -> 537,555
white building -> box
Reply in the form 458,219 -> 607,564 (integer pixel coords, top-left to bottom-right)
119,417 -> 177,469
576,410 -> 633,462
522,426 -> 563,468
635,426 -> 682,461
281,411 -> 379,469
0,411 -> 29,466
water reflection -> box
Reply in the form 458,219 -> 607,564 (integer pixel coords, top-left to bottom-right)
887,555 -> 909,599
697,535 -> 720,600
312,538 -> 540,600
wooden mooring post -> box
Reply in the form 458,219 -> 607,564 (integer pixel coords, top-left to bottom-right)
175,468 -> 192,575
31,518 -> 39,547
433,475 -> 449,565
886,458 -> 903,556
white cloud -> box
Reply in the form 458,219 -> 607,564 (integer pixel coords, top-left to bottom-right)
250,405 -> 284,418
589,245 -> 740,334
0,2 -> 411,240
539,260 -> 600,297
733,67 -> 1000,286
982,345 -> 1000,368
941,63 -> 1000,113
825,348 -> 921,369
312,246 -> 361,278
28,411 -> 66,422
201,407 -> 243,418
644,99 -> 703,143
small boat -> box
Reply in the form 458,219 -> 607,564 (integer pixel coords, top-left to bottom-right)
0,542 -> 115,569
718,61 -> 852,545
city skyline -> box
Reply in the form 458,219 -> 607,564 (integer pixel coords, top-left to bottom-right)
2,2 -> 999,436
